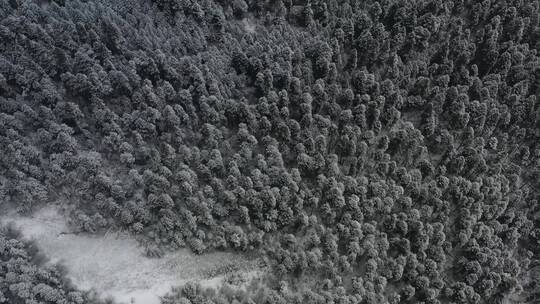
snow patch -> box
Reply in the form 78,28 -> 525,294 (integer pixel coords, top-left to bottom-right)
0,207 -> 257,304
243,19 -> 256,34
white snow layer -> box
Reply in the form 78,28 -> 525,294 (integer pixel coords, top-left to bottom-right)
0,207 -> 257,304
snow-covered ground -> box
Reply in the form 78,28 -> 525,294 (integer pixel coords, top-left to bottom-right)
0,207 -> 258,304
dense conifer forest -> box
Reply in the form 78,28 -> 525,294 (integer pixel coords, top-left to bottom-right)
0,0 -> 540,303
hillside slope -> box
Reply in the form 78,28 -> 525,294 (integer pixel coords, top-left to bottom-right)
0,0 -> 539,303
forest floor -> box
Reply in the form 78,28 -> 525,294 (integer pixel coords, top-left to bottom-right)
0,206 -> 260,304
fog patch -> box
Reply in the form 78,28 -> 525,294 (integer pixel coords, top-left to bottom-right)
0,207 -> 258,304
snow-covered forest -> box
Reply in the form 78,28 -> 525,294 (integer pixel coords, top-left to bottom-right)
0,0 -> 539,303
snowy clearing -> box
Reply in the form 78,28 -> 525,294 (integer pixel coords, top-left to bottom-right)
0,207 -> 259,304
